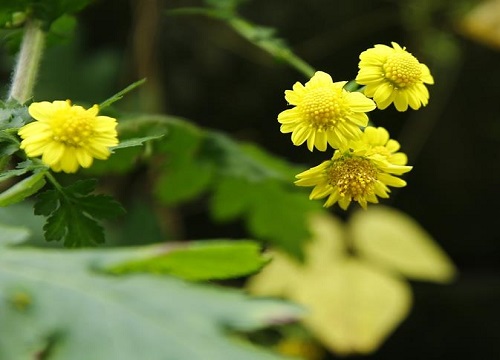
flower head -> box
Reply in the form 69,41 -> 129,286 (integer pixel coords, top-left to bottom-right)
278,71 -> 376,151
355,42 -> 434,112
295,126 -> 412,210
18,100 -> 118,173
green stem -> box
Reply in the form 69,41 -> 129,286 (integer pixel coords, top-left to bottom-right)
8,19 -> 45,104
45,171 -> 64,194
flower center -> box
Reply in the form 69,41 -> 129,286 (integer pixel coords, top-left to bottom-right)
327,157 -> 378,199
383,51 -> 422,88
51,111 -> 94,147
300,87 -> 347,130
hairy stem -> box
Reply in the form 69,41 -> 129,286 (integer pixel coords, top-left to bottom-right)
8,19 -> 45,104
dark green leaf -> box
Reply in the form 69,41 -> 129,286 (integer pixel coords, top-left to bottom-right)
77,194 -> 126,219
35,179 -> 124,246
65,178 -> 98,195
33,188 -> 58,215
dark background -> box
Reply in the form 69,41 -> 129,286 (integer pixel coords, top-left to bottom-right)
3,0 -> 500,358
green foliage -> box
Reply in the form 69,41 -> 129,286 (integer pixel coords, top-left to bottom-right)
108,240 -> 270,281
167,1 -> 315,77
34,179 -> 125,247
0,0 -> 94,29
0,225 -> 301,360
109,114 -> 321,258
0,170 -> 46,206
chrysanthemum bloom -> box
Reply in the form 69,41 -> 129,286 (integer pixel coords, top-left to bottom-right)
278,71 -> 376,151
295,126 -> 412,210
18,100 -> 118,173
355,42 -> 434,112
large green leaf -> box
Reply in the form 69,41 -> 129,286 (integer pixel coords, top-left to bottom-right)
107,240 -> 270,281
0,225 -> 302,360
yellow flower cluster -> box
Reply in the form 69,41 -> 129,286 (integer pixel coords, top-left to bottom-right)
278,42 -> 432,210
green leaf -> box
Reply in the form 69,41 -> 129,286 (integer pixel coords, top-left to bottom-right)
169,5 -> 315,77
34,179 -> 125,247
0,160 -> 46,183
0,242 -> 302,359
111,134 -> 164,151
0,102 -> 30,130
0,222 -> 30,245
99,78 -> 146,109
0,171 -> 46,207
211,178 -> 321,258
108,240 -> 269,281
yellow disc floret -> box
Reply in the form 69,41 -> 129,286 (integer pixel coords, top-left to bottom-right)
328,157 -> 377,200
278,71 -> 376,151
299,87 -> 346,130
295,126 -> 412,210
355,42 -> 434,112
383,51 -> 423,88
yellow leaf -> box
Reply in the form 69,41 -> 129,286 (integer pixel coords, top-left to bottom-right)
296,259 -> 411,356
458,0 -> 500,50
247,213 -> 413,355
247,212 -> 346,297
349,206 -> 457,283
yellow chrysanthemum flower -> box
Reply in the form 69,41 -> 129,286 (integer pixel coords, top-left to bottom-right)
355,42 -> 434,112
278,71 -> 376,151
295,126 -> 412,210
18,100 -> 118,173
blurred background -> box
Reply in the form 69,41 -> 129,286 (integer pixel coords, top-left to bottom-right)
2,0 -> 500,358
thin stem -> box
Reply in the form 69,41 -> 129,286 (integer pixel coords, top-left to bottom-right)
45,171 -> 64,194
8,19 -> 45,104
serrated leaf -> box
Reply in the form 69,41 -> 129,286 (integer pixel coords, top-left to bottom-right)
349,206 -> 458,283
108,240 -> 269,281
247,213 -> 414,355
65,178 -> 98,195
0,242 -> 302,360
33,189 -> 57,215
0,171 -> 46,207
35,179 -> 124,246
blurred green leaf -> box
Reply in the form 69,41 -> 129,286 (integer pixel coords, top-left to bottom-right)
211,178 -> 321,258
108,240 -> 269,281
168,4 -> 315,77
0,222 -> 30,245
0,160 -> 44,183
0,240 -> 302,359
0,171 -> 46,207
